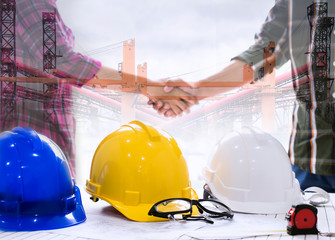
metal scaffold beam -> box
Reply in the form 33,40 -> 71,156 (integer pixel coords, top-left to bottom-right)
42,10 -> 59,121
307,2 -> 334,102
0,0 -> 16,129
42,11 -> 57,74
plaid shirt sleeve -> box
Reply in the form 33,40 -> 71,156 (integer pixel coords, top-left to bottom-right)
16,0 -> 101,84
54,10 -> 102,84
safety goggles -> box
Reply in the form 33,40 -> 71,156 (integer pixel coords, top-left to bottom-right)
148,197 -> 233,224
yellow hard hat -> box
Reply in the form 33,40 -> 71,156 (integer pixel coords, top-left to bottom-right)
86,121 -> 196,222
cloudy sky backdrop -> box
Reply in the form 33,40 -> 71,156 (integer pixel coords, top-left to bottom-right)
57,0 -> 276,82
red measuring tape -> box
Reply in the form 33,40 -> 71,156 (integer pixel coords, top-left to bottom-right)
285,204 -> 318,235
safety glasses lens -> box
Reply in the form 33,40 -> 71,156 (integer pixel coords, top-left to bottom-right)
156,199 -> 191,213
200,200 -> 230,214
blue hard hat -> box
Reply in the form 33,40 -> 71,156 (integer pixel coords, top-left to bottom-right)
0,127 -> 86,231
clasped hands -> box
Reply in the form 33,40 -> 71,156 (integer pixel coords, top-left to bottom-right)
146,79 -> 199,118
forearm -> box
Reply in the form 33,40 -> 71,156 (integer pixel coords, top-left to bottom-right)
95,66 -> 121,80
194,59 -> 251,99
82,65 -> 123,90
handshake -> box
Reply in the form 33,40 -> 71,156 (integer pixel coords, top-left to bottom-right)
145,79 -> 200,118
143,60 -> 248,117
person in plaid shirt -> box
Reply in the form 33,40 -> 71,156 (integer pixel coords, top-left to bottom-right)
0,0 -> 104,177
0,0 -> 192,177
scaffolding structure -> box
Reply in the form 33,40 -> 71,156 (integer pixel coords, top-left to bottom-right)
307,2 -> 334,103
42,11 -> 59,121
0,0 -> 16,129
43,11 -> 57,73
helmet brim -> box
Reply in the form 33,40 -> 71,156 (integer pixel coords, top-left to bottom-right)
102,187 -> 199,222
0,186 -> 86,231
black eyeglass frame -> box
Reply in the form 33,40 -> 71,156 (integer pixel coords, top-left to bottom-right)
203,184 -> 217,200
148,197 -> 234,223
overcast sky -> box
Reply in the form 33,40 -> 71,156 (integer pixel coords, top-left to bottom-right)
57,0 -> 275,81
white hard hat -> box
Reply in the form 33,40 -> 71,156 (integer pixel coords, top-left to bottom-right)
203,127 -> 303,214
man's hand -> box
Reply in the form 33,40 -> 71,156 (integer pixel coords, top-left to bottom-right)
147,79 -> 199,118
